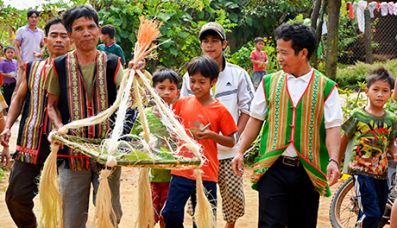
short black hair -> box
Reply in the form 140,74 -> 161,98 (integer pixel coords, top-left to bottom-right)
274,23 -> 317,59
62,5 -> 99,33
4,46 -> 15,54
366,67 -> 395,89
152,69 -> 181,87
187,56 -> 219,81
254,37 -> 264,43
44,17 -> 63,36
27,9 -> 40,18
101,25 -> 116,39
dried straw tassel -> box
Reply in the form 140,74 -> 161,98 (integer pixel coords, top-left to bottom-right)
95,169 -> 116,228
194,169 -> 215,228
136,168 -> 154,227
39,143 -> 63,228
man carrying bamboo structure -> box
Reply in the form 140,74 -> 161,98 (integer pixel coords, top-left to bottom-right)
45,5 -> 128,228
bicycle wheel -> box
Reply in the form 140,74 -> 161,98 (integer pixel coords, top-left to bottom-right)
330,176 -> 359,228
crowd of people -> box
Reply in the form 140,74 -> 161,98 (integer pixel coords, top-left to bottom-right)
0,4 -> 397,228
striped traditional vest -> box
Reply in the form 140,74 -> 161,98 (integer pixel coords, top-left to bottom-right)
252,70 -> 336,196
15,60 -> 49,164
53,51 -> 119,170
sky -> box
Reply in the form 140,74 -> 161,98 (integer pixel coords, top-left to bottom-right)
3,0 -> 64,10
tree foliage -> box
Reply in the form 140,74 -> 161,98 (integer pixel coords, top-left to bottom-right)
0,0 -> 315,73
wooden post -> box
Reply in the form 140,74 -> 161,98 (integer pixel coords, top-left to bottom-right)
364,9 -> 373,63
326,0 -> 341,80
312,0 -> 327,67
311,0 -> 322,29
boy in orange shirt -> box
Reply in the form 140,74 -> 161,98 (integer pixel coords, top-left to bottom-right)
161,56 -> 238,227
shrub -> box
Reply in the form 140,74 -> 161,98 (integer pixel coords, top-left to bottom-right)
336,59 -> 397,89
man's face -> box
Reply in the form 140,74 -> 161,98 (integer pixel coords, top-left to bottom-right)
69,17 -> 100,52
200,34 -> 227,62
45,23 -> 71,57
276,39 -> 307,75
28,13 -> 39,27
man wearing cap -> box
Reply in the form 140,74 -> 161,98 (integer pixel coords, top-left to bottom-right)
180,22 -> 254,228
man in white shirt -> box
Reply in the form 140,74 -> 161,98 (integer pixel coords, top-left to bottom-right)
181,22 -> 254,228
232,23 -> 343,228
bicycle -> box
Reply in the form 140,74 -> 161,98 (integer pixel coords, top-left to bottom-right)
329,169 -> 397,228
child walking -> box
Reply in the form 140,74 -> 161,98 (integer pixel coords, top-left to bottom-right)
130,69 -> 180,226
340,68 -> 397,228
161,56 -> 238,227
0,46 -> 17,109
250,37 -> 268,89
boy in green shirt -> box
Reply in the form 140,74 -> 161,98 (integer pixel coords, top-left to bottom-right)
98,24 -> 126,66
131,68 -> 180,226
340,68 -> 397,228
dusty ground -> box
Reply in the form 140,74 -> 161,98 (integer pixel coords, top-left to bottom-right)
0,122 -> 339,227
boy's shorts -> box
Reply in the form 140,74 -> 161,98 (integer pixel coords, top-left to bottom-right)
252,71 -> 266,89
151,182 -> 169,223
218,158 -> 245,223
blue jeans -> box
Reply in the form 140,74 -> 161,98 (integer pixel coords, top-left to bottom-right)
252,71 -> 266,89
161,175 -> 217,228
353,175 -> 388,228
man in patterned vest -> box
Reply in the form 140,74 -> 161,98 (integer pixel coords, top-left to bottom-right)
232,23 -> 343,227
0,18 -> 71,228
45,5 -> 128,228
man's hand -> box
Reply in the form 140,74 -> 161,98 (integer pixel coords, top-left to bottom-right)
1,146 -> 11,166
0,128 -> 11,147
33,51 -> 43,58
232,153 -> 244,177
326,160 -> 340,186
47,127 -> 67,144
18,60 -> 25,71
128,59 -> 146,70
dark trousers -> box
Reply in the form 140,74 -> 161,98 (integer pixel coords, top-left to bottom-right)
6,160 -> 44,228
6,139 -> 49,228
161,175 -> 217,228
353,175 -> 388,228
258,157 -> 320,228
2,82 -> 16,109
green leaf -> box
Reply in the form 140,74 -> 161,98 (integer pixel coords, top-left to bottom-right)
157,12 -> 173,22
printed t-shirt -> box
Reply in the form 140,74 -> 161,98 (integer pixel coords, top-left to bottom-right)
342,107 -> 397,179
